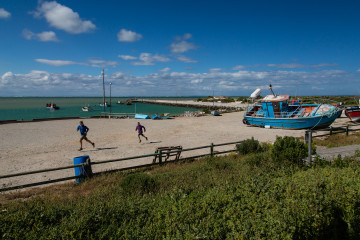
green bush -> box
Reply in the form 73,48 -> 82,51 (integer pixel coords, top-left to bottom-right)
271,136 -> 308,165
244,152 -> 270,167
236,137 -> 264,155
120,172 -> 158,195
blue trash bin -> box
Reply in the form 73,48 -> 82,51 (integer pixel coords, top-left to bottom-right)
73,155 -> 91,183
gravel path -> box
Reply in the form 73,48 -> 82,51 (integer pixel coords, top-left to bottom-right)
316,144 -> 360,160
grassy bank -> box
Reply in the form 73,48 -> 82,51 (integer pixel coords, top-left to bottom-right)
313,132 -> 360,148
1,140 -> 360,239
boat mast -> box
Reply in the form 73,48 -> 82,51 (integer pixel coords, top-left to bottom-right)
102,69 -> 105,114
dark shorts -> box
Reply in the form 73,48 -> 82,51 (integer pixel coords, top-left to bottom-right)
80,135 -> 88,141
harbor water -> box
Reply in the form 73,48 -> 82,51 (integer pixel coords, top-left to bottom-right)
0,97 -> 201,121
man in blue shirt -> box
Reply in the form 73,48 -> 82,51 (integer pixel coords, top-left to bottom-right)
77,121 -> 95,151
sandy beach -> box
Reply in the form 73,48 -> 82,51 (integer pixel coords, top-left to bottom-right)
0,110 -> 352,189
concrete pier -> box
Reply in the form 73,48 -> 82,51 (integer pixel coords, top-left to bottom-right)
136,99 -> 248,111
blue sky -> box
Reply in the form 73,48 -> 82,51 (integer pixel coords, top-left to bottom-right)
0,0 -> 359,97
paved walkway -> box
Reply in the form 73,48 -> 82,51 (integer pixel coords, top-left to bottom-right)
316,144 -> 360,159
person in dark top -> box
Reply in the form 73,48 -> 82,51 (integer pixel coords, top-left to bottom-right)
77,121 -> 95,151
135,122 -> 148,143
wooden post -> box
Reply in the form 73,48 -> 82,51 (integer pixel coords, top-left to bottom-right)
304,130 -> 308,144
346,124 -> 349,136
210,143 -> 214,157
308,130 -> 312,162
159,150 -> 162,164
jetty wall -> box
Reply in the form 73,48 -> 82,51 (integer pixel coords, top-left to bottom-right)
136,99 -> 247,111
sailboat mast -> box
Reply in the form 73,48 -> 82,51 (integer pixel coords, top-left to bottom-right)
102,69 -> 105,114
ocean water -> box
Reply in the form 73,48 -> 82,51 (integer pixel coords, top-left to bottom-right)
0,97 -> 201,121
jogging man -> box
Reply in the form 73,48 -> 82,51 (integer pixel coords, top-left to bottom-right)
135,122 -> 148,143
77,121 -> 95,151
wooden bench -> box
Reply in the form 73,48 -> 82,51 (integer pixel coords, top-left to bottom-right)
153,146 -> 182,163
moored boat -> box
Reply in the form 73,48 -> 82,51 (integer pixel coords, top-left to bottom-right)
82,106 -> 93,112
243,85 -> 342,129
99,102 -> 111,107
46,103 -> 59,110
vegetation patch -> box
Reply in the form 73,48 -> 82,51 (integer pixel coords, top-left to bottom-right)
1,139 -> 360,239
313,132 -> 360,148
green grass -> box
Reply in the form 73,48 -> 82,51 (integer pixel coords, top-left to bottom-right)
313,132 -> 360,148
1,151 -> 360,239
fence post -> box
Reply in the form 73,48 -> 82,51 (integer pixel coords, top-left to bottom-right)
210,143 -> 214,157
330,126 -> 333,135
308,130 -> 312,162
159,150 -> 163,164
346,124 -> 349,136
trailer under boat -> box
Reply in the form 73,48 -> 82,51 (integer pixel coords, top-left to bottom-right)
243,86 -> 342,129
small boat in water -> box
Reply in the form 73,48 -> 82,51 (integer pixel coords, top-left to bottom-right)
46,103 -> 59,110
126,100 -> 132,105
117,100 -> 124,104
99,102 -> 111,107
82,106 -> 93,112
243,84 -> 342,129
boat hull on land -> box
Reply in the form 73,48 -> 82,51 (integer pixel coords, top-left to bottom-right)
243,85 -> 342,129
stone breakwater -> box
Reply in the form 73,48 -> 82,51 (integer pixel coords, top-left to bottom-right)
137,99 -> 248,111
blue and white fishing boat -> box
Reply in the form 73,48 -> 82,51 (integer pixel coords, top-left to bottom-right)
243,85 -> 342,129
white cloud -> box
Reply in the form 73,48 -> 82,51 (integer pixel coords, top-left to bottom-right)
0,68 -> 357,96
159,67 -> 171,72
171,33 -> 197,53
23,29 -> 59,42
37,31 -> 59,42
232,65 -> 245,70
88,59 -> 118,68
0,8 -> 11,19
132,53 -> 170,66
35,59 -> 81,66
118,55 -> 137,60
117,29 -> 142,42
190,79 -> 203,84
266,63 -> 339,69
34,1 -> 96,34
176,55 -> 197,63
171,41 -> 197,53
209,68 -> 222,73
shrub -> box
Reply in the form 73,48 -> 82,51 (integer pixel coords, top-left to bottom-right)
236,137 -> 263,155
271,136 -> 308,165
244,152 -> 270,167
120,172 -> 158,195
